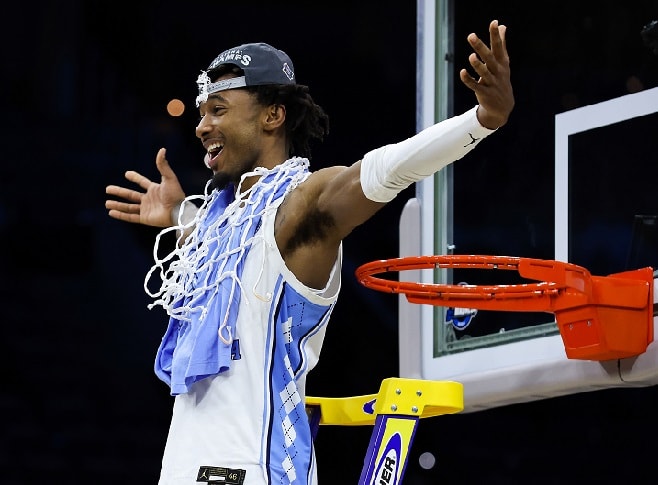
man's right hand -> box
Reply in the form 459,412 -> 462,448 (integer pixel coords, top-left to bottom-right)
105,148 -> 186,228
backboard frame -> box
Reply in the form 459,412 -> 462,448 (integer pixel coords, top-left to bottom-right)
400,0 -> 658,412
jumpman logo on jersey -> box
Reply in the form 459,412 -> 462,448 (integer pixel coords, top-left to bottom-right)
196,465 -> 246,484
464,132 -> 480,147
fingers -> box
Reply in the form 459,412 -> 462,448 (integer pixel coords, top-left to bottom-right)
107,149 -> 170,197
105,148 -> 182,227
124,170 -> 154,190
498,24 -> 508,52
459,67 -> 478,91
105,199 -> 140,214
156,147 -> 177,182
105,184 -> 143,223
489,22 -> 509,75
461,20 -> 510,89
105,198 -> 142,224
466,30 -> 490,66
460,19 -> 514,129
106,208 -> 142,224
459,50 -> 488,91
468,51 -> 491,80
487,20 -> 505,63
105,184 -> 143,203
466,20 -> 508,74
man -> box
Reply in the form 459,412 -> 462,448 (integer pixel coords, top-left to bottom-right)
105,19 -> 514,485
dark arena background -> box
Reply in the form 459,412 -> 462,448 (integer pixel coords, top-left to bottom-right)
2,1 -> 658,484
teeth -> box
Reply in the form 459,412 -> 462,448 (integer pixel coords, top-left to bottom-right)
207,142 -> 223,153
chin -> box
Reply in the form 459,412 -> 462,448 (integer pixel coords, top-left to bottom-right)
210,171 -> 231,191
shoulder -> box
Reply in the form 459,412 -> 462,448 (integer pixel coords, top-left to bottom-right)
274,164 -> 350,238
282,165 -> 350,203
298,165 -> 350,196
303,165 -> 350,187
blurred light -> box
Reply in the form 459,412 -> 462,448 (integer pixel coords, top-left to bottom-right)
418,451 -> 436,470
167,98 -> 185,117
625,75 -> 644,94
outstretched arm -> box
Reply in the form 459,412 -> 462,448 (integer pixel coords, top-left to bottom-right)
356,19 -> 514,204
280,20 -> 514,289
105,148 -> 187,228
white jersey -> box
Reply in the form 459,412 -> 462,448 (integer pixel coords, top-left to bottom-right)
158,192 -> 342,485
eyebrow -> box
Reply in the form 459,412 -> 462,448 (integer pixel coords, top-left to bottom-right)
199,93 -> 230,112
207,93 -> 229,103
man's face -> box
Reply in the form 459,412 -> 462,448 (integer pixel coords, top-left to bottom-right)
195,73 -> 267,190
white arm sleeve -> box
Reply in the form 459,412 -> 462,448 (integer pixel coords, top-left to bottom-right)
171,200 -> 199,227
360,106 -> 495,202
172,200 -> 200,243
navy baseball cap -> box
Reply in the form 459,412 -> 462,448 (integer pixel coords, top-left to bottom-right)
196,42 -> 296,106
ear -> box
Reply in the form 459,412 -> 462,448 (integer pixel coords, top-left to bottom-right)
263,104 -> 286,132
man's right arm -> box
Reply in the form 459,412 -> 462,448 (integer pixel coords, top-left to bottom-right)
105,148 -> 187,228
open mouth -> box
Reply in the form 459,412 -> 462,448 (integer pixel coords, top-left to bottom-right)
207,142 -> 223,160
205,142 -> 224,169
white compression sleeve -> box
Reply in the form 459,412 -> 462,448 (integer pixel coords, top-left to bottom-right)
360,106 -> 495,202
171,200 -> 199,227
172,200 -> 200,243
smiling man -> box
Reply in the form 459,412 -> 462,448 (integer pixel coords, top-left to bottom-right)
105,20 -> 514,485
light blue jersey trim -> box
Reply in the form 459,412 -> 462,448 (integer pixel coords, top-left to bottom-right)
260,275 -> 336,484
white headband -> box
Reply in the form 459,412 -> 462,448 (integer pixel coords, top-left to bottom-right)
195,71 -> 248,107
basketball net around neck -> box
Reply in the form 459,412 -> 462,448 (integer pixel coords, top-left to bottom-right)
144,157 -> 311,345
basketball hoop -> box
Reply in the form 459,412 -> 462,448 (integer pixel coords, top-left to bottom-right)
355,255 -> 654,361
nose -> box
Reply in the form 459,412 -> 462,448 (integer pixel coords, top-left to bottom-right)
196,114 -> 212,139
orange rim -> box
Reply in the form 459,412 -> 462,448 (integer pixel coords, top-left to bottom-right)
355,255 -> 593,302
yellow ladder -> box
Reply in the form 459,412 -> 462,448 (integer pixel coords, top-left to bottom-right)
306,378 -> 463,484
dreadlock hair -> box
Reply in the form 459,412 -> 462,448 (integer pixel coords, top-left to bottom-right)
207,65 -> 330,160
247,84 -> 329,160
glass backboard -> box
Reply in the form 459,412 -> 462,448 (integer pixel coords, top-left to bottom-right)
399,0 -> 658,412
